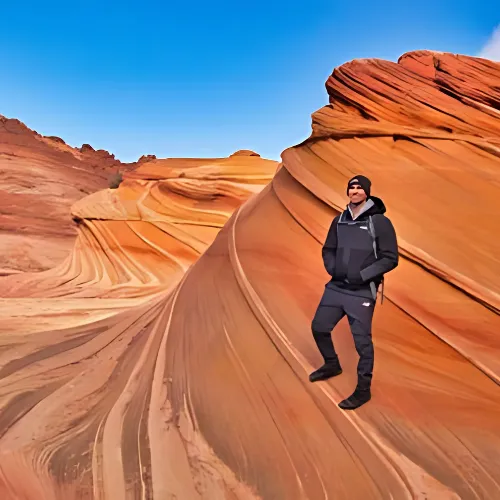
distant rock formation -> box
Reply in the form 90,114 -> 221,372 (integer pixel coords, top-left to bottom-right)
230,149 -> 261,156
0,115 -> 134,272
137,154 -> 157,163
0,152 -> 277,301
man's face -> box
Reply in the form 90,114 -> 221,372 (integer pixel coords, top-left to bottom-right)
348,182 -> 367,204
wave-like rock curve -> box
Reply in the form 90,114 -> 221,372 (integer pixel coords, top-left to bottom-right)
0,51 -> 499,499
0,153 -> 276,331
0,114 -> 135,273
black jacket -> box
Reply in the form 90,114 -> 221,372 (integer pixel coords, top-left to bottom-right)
322,196 -> 399,297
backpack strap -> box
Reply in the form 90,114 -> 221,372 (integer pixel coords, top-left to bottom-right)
368,215 -> 384,304
368,216 -> 378,258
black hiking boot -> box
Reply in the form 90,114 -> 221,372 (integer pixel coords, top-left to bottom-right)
309,361 -> 343,383
338,387 -> 371,410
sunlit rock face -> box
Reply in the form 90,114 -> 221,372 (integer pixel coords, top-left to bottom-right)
1,51 -> 500,499
0,114 -> 137,273
0,153 -> 276,329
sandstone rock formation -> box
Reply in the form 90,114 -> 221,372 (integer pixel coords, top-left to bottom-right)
0,115 -> 132,273
0,152 -> 276,331
0,51 -> 499,499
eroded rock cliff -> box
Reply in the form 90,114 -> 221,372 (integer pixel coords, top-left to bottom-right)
0,115 -> 131,273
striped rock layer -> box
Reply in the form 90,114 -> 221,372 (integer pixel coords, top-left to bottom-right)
0,115 -> 134,273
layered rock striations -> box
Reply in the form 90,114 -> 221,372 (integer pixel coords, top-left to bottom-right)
0,51 -> 499,499
0,152 -> 276,329
0,115 -> 132,273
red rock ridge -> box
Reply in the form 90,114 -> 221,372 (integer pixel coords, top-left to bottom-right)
0,114 -> 135,273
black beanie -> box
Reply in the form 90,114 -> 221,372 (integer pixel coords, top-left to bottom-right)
347,175 -> 371,198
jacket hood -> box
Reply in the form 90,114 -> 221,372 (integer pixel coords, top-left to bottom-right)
365,196 -> 386,215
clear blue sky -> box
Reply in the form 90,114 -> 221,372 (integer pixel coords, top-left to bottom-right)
1,1 -> 498,162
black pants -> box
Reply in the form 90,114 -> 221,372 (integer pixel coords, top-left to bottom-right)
311,286 -> 375,390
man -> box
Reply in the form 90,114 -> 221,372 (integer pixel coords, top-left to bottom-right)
309,175 -> 399,410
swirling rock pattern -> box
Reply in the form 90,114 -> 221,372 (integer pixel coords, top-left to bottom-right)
0,115 -> 132,273
0,153 -> 276,330
1,51 -> 500,499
